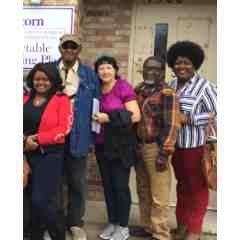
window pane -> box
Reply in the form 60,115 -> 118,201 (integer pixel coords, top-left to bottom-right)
154,23 -> 168,61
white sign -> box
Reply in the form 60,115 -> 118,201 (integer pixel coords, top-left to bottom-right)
23,6 -> 75,69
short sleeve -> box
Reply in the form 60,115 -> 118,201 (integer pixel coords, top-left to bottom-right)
118,79 -> 136,103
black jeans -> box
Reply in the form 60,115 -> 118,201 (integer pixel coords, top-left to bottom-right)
64,151 -> 87,228
23,188 -> 31,237
95,144 -> 131,227
27,151 -> 65,240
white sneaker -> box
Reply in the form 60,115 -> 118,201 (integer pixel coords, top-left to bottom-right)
99,224 -> 116,240
110,226 -> 129,240
70,226 -> 87,240
43,231 -> 52,240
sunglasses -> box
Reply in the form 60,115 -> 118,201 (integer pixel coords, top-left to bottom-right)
61,41 -> 79,50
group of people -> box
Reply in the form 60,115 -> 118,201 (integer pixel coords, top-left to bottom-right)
23,33 -> 217,240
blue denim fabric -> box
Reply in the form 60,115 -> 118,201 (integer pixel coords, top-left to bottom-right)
54,60 -> 101,157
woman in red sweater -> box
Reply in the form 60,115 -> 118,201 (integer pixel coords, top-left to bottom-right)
24,63 -> 72,240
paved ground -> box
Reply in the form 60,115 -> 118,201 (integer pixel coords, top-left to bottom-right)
29,200 -> 217,240
79,201 -> 217,240
33,224 -> 217,240
85,201 -> 217,234
65,222 -> 217,240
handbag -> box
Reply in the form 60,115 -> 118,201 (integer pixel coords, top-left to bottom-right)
202,121 -> 217,191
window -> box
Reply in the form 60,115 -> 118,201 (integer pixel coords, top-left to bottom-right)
154,23 -> 168,61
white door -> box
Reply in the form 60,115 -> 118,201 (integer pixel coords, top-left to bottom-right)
129,1 -> 217,210
129,2 -> 216,85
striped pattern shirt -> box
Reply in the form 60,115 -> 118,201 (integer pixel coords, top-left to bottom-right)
169,74 -> 217,149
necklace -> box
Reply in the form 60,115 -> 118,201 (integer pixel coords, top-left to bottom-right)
33,96 -> 47,107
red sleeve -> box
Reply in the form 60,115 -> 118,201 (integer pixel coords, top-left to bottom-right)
37,96 -> 73,145
24,95 -> 29,103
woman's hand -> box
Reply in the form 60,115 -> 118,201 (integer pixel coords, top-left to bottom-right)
178,112 -> 189,125
163,144 -> 175,155
93,112 -> 110,124
124,100 -> 141,123
209,112 -> 216,124
23,159 -> 30,188
24,135 -> 39,152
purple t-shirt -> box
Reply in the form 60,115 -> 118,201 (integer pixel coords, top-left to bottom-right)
96,79 -> 136,144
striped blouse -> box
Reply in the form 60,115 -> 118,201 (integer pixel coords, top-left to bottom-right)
169,74 -> 217,149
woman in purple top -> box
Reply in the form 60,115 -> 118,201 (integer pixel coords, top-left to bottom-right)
93,56 -> 141,240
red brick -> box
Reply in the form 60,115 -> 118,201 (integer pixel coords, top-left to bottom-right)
116,30 -> 131,36
87,35 -> 104,42
113,42 -> 129,48
103,36 -> 124,42
94,41 -> 113,48
84,29 -> 97,36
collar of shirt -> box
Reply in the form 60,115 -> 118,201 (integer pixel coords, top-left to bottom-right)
137,81 -> 167,96
59,60 -> 80,98
59,60 -> 79,74
170,73 -> 198,96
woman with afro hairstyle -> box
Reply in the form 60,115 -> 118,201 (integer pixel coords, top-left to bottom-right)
24,63 -> 72,240
166,41 -> 217,240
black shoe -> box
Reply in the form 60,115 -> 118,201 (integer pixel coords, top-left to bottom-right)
129,226 -> 152,237
30,231 -> 44,240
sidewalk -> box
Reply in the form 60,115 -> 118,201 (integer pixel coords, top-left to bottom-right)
40,200 -> 216,240
81,200 -> 217,240
71,222 -> 217,240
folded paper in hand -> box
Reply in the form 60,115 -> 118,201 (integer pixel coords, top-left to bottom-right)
92,98 -> 101,134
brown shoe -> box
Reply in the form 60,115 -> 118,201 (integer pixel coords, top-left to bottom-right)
185,233 -> 200,240
171,225 -> 187,240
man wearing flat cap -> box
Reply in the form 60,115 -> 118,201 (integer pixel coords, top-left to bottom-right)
53,33 -> 100,240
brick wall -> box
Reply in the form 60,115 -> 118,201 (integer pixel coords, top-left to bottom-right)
81,0 -> 133,79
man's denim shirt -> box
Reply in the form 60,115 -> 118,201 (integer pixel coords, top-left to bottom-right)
54,59 -> 101,157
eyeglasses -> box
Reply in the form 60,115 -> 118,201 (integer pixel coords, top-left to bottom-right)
61,41 -> 79,50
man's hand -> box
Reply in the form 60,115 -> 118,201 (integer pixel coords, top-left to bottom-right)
155,157 -> 167,172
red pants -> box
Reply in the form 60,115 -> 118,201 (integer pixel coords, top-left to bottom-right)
172,146 -> 209,233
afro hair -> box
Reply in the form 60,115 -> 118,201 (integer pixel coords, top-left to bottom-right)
167,41 -> 205,70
